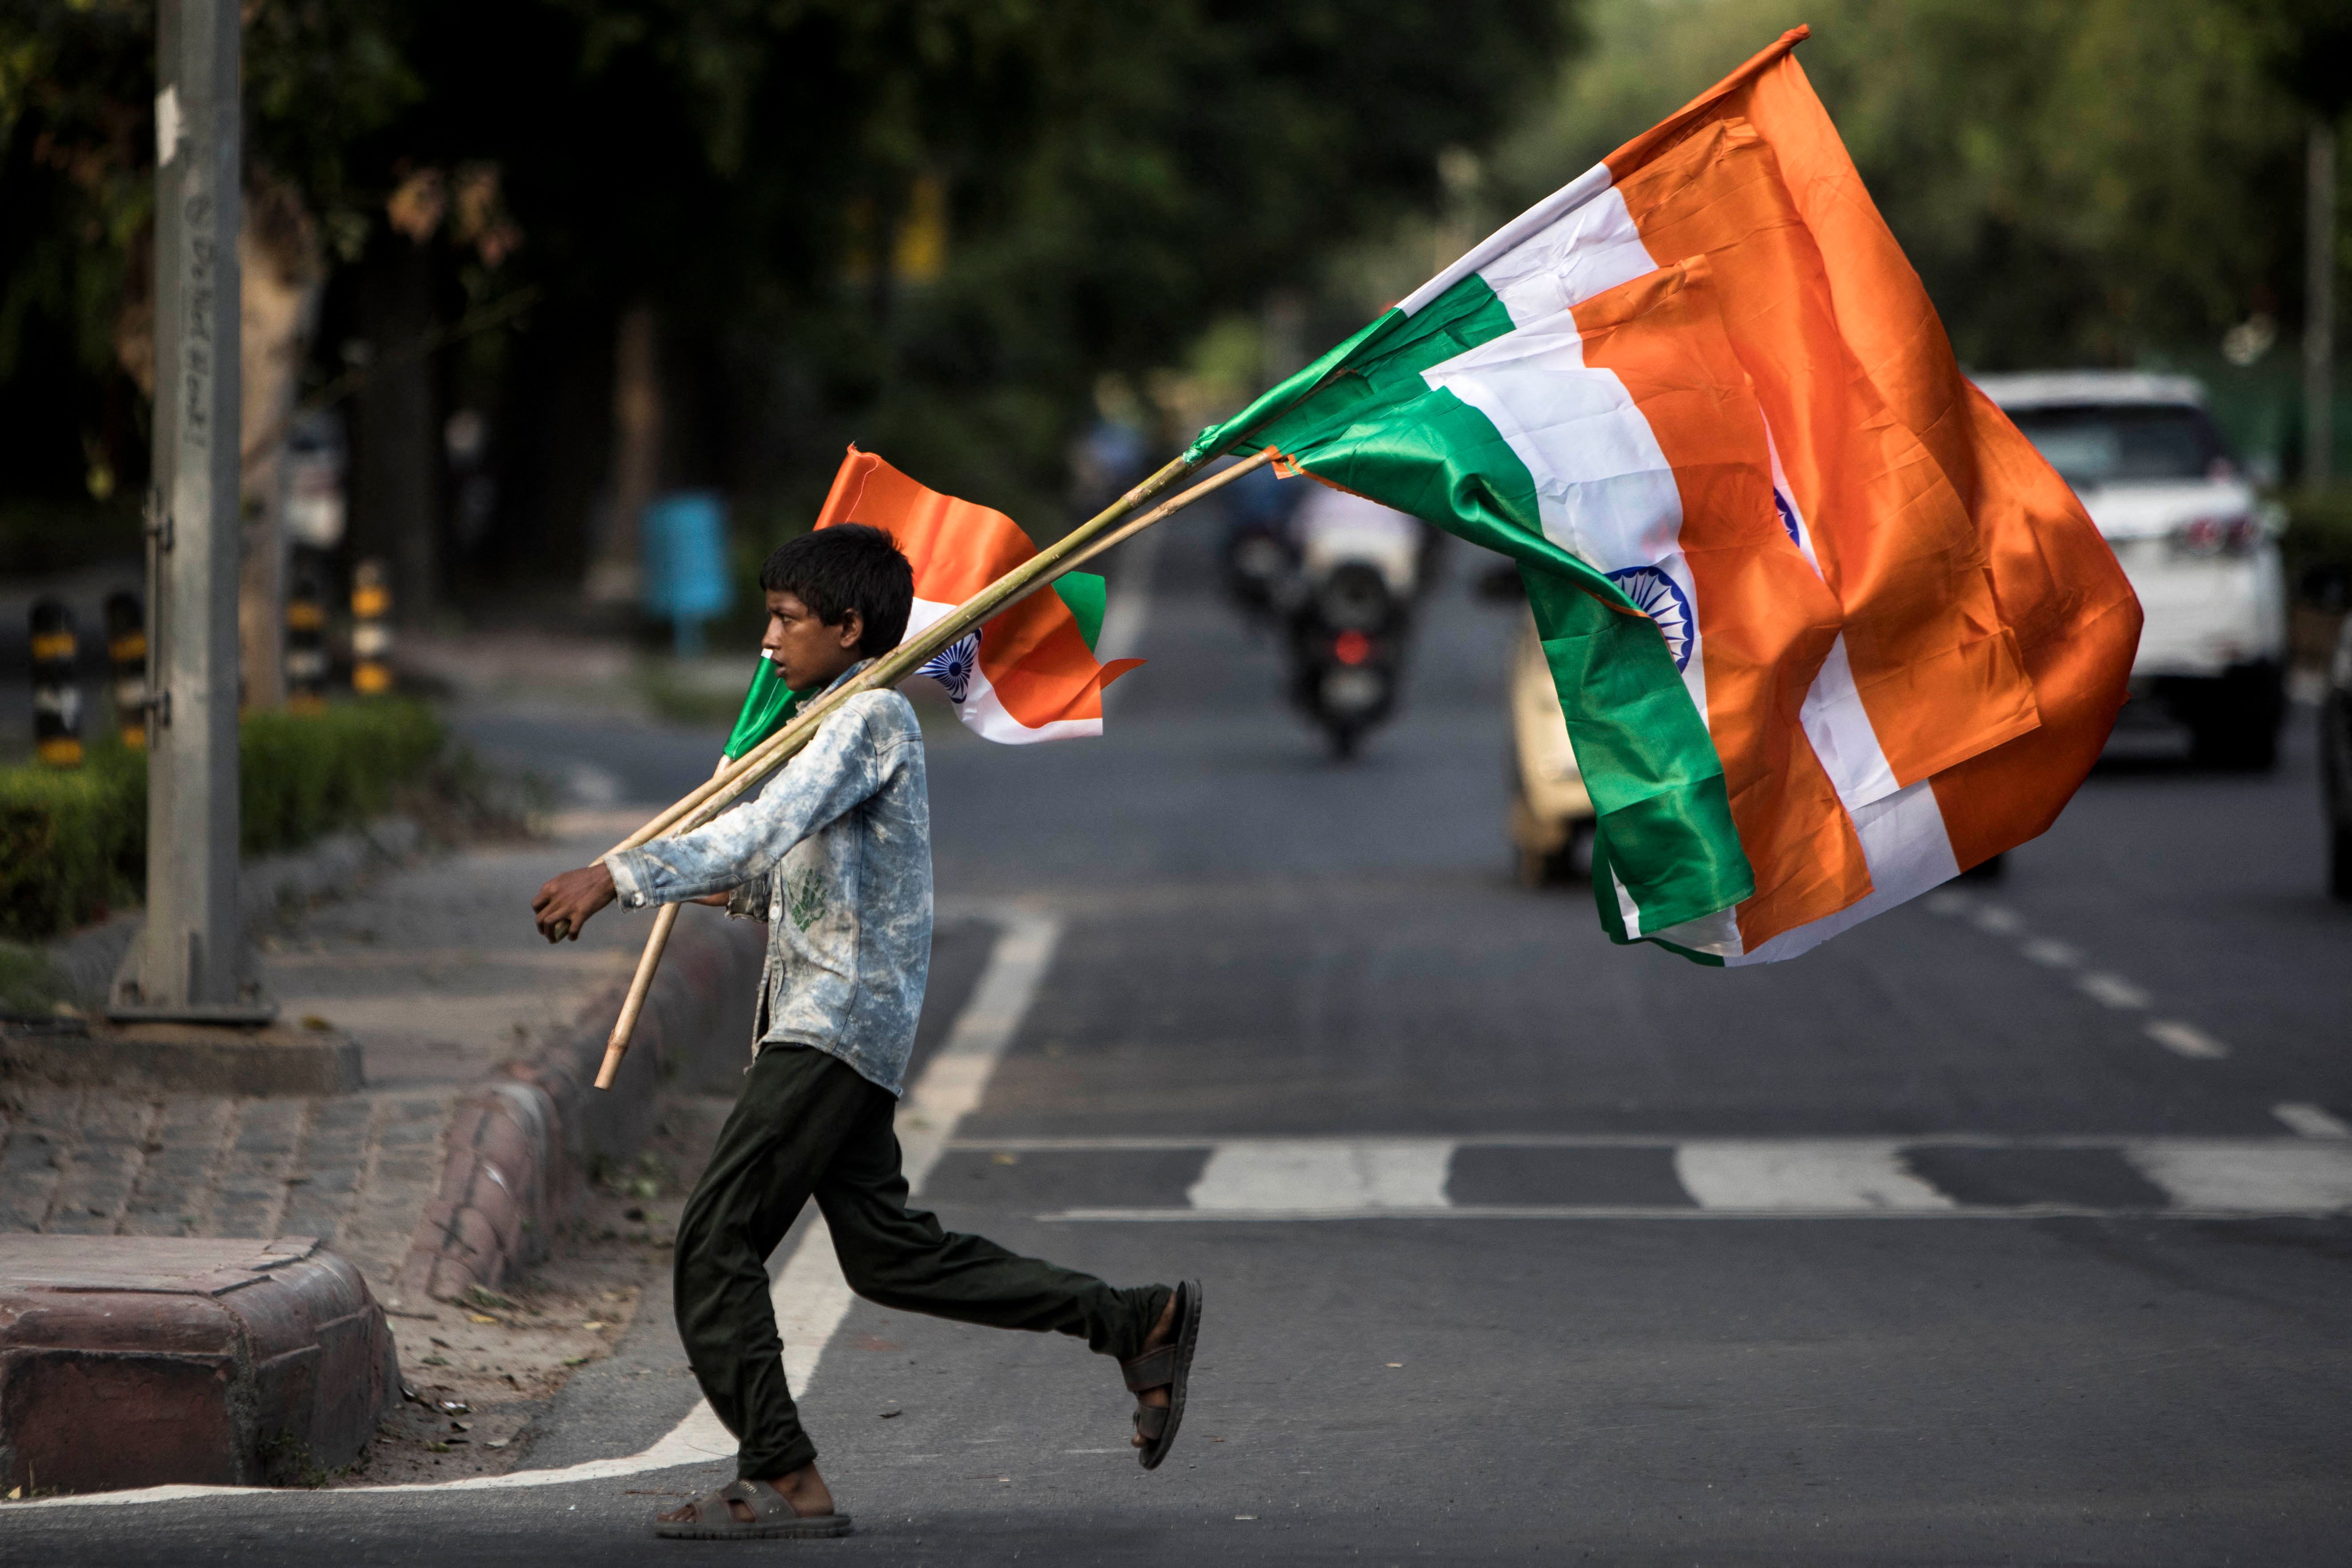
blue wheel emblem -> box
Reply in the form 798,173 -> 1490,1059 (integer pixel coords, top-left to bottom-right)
1772,489 -> 1801,546
918,630 -> 981,703
1605,565 -> 1695,672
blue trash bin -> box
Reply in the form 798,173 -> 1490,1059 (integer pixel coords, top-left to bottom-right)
641,491 -> 732,657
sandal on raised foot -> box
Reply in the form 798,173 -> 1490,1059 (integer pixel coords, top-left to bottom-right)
651,1478 -> 853,1540
1120,1278 -> 1202,1471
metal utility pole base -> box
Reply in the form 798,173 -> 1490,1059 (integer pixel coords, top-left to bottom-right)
114,0 -> 264,1028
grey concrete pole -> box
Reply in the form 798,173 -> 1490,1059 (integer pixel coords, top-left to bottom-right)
113,0 -> 266,1022
2307,119 -> 2337,490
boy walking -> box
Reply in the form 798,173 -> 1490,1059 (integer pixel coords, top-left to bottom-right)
532,526 -> 1200,1540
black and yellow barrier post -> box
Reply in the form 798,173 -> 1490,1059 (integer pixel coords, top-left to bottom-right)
285,561 -> 329,714
351,558 -> 393,695
30,599 -> 83,767
105,590 -> 147,747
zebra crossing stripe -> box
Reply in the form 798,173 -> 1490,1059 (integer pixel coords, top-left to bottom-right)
1671,1140 -> 1955,1212
988,1135 -> 2352,1221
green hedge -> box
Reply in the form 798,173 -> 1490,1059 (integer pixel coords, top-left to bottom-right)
2284,486 -> 2352,599
0,698 -> 446,942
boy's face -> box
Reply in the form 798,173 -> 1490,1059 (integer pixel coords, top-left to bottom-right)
763,588 -> 866,695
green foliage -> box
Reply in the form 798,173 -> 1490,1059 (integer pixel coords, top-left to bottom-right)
0,741 -> 146,945
0,941 -> 61,1016
1487,0 -> 2328,372
238,699 -> 444,856
2284,485 -> 2352,589
1,0 -> 1574,561
0,699 -> 446,942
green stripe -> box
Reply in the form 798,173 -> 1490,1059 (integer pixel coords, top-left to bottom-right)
1186,276 -> 1519,464
1050,571 -> 1107,652
1188,273 -> 1752,934
723,656 -> 800,761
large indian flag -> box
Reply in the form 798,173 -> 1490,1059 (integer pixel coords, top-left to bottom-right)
1189,27 -> 2139,963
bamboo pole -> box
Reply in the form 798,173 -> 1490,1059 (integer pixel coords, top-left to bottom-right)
598,452 -> 1194,861
591,754 -> 728,1091
588,446 -> 1276,1091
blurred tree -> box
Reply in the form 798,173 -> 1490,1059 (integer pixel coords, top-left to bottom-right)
1486,0 -> 2314,372
3,0 -> 1573,604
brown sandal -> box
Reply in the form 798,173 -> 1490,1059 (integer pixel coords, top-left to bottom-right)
651,1478 -> 853,1540
1120,1278 -> 1201,1470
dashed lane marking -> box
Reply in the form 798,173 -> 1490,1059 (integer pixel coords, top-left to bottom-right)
1927,892 -> 2230,1059
2078,972 -> 2154,1010
2145,1019 -> 2230,1060
2275,1102 -> 2352,1139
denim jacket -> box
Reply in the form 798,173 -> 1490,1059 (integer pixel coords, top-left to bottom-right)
602,662 -> 932,1094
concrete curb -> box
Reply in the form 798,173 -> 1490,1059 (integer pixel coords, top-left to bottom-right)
396,908 -> 763,1305
0,1233 -> 399,1493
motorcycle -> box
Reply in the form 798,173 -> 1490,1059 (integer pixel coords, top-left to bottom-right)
1283,484 -> 1427,758
1216,456 -> 1303,615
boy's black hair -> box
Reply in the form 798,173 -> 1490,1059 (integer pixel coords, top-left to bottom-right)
759,524 -> 912,655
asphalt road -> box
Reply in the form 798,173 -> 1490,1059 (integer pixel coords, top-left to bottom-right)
15,519 -> 2352,1564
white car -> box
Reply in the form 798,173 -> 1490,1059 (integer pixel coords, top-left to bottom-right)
1976,371 -> 2287,769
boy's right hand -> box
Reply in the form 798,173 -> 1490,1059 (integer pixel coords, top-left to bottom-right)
533,863 -> 617,942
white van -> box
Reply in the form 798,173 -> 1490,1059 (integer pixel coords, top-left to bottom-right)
1974,372 -> 2287,769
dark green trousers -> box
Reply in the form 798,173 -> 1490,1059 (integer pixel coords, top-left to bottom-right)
674,1043 -> 1168,1480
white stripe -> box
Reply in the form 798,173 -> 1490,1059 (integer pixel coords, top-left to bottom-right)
1727,781 -> 1961,965
1797,636 -> 1902,809
902,596 -> 1104,745
1045,1204 -> 2352,1222
1672,1139 -> 1955,1211
1760,418 -> 1822,575
28,910 -> 1064,1512
1186,1139 -> 1452,1212
2145,1019 -> 2228,1059
2079,973 -> 2153,1009
1474,184 -> 1657,328
1607,863 -> 1645,940
2126,1143 -> 2352,1211
1421,322 -> 1706,726
2275,1103 -> 2352,1139
1396,162 -> 1623,316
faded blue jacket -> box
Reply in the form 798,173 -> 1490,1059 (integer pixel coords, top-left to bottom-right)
601,662 -> 932,1095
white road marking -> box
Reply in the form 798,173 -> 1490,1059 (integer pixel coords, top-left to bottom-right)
27,907 -> 1064,1511
1046,1203 -> 2352,1222
984,1135 -> 2352,1220
2144,1020 -> 2229,1059
2125,1142 -> 2352,1211
1673,1140 -> 1955,1212
2077,972 -> 2153,1009
1928,892 -> 2237,1067
2274,1103 -> 2352,1139
1186,1139 -> 1451,1211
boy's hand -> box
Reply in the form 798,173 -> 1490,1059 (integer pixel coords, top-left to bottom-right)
533,864 -> 617,942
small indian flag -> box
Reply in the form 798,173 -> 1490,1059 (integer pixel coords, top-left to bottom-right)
721,447 -> 1142,757
1188,27 -> 2139,964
